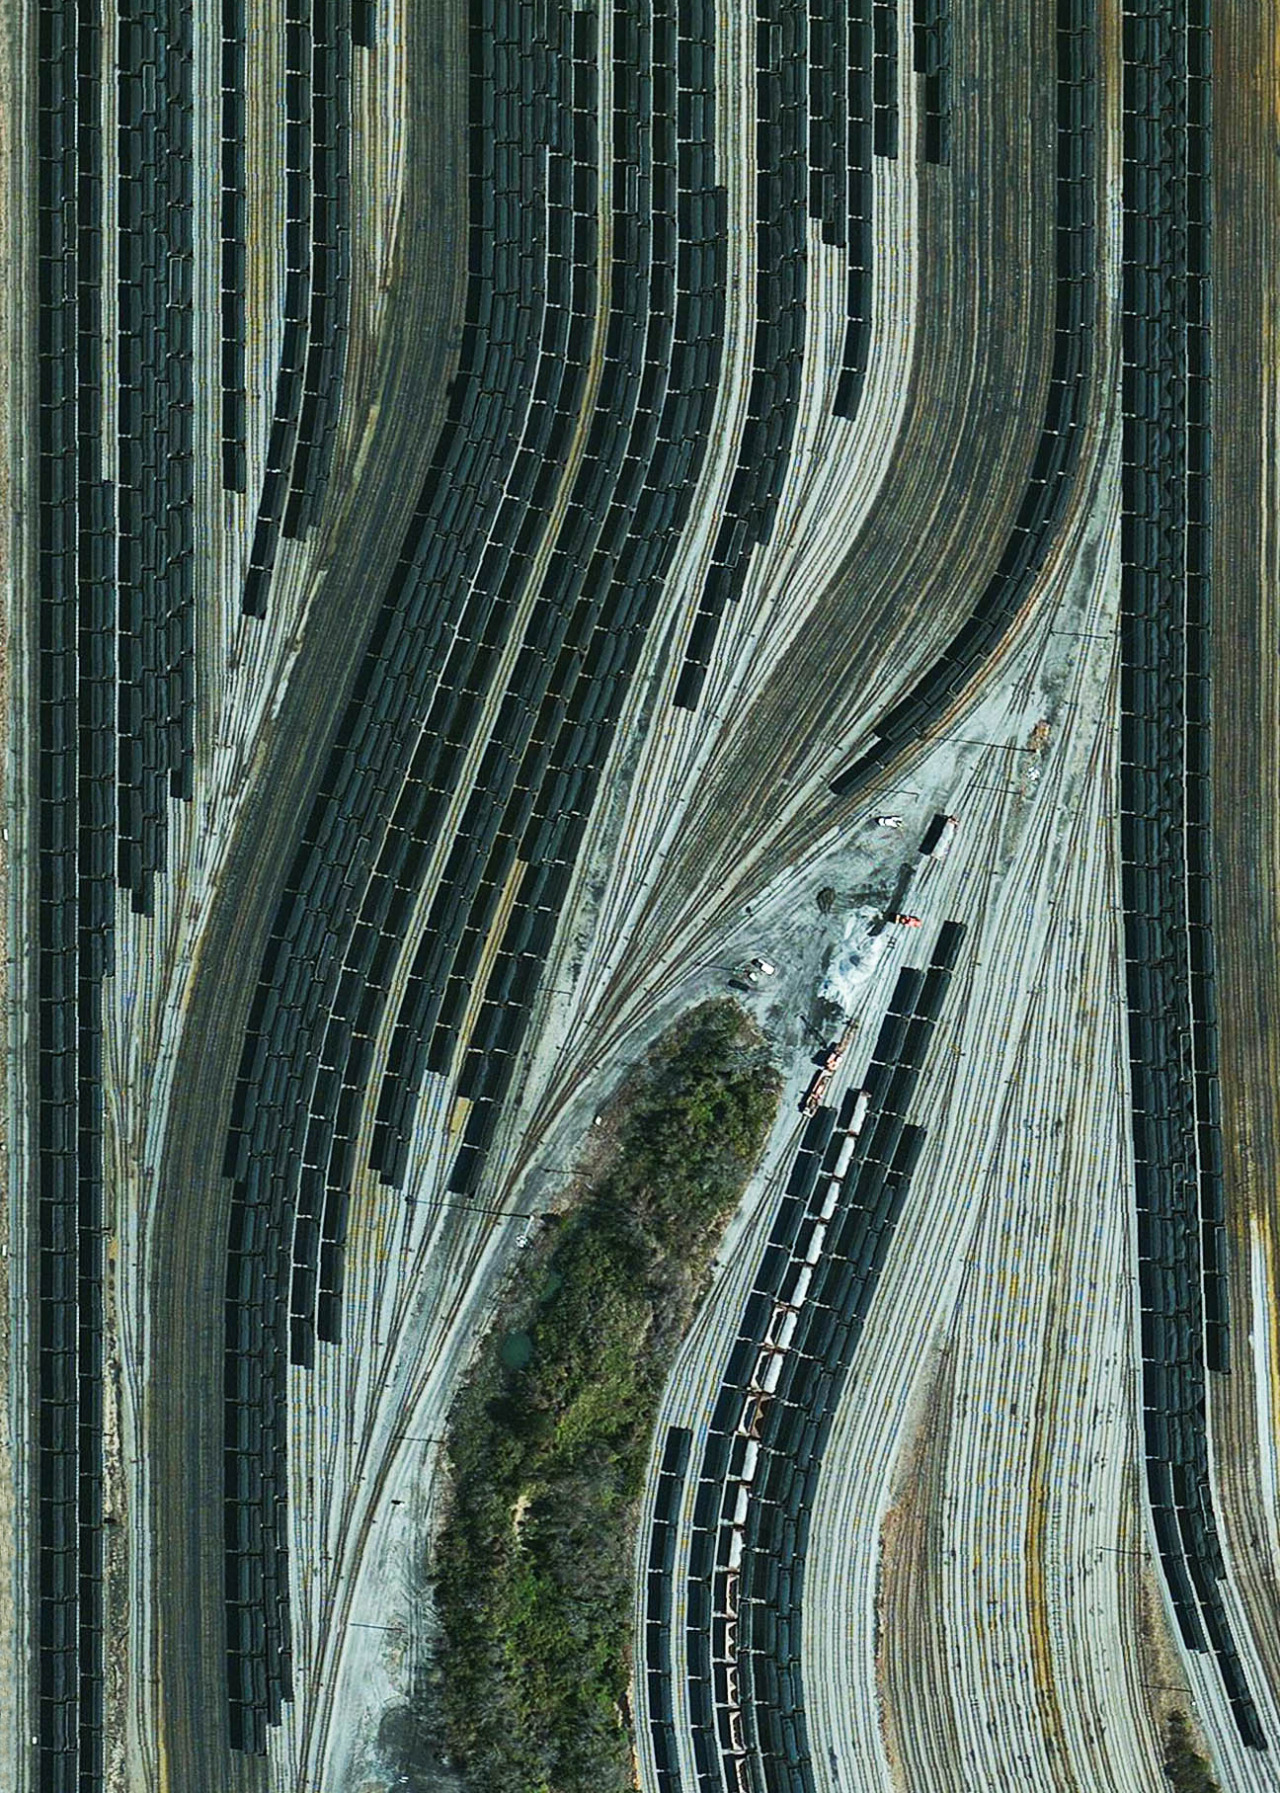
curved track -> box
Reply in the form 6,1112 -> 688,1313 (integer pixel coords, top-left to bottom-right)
144,0 -> 469,1780
11,0 -> 1280,1784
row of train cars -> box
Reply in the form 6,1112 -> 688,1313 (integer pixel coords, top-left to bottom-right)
649,916 -> 967,1793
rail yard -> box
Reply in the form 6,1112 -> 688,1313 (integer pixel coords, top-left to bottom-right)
5,0 -> 1280,1790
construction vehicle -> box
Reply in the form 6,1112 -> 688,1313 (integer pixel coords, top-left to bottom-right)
820,1018 -> 856,1074
801,1017 -> 857,1114
800,1068 -> 832,1115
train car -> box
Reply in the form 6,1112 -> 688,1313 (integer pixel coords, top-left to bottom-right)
735,1394 -> 765,1439
848,1087 -> 871,1137
763,1306 -> 798,1353
727,1484 -> 750,1531
723,1565 -> 741,1614
781,1262 -> 812,1309
802,1221 -> 827,1265
734,1437 -> 760,1486
920,812 -> 959,859
750,1351 -> 783,1397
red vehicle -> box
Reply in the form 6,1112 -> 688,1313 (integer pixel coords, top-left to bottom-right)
889,913 -> 923,928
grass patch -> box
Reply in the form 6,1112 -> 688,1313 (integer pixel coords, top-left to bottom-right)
429,1000 -> 780,1793
1163,1711 -> 1220,1792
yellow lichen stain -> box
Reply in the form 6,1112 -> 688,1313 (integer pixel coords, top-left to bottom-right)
1253,1206 -> 1280,1499
1023,1358 -> 1080,1792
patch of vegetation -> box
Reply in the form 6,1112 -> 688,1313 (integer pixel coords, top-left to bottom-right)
429,1001 -> 780,1793
817,885 -> 836,914
1163,1710 -> 1221,1792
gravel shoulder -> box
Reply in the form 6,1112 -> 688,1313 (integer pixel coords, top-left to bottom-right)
1204,0 -> 1280,1736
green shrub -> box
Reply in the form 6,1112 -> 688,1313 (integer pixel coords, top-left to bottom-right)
1163,1711 -> 1220,1792
430,1002 -> 780,1793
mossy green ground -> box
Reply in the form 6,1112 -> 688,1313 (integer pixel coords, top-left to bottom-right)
431,1001 -> 780,1793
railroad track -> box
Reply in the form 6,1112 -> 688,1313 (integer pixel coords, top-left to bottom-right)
139,0 -> 471,1778
1201,0 -> 1280,1750
12,0 -> 1280,1779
